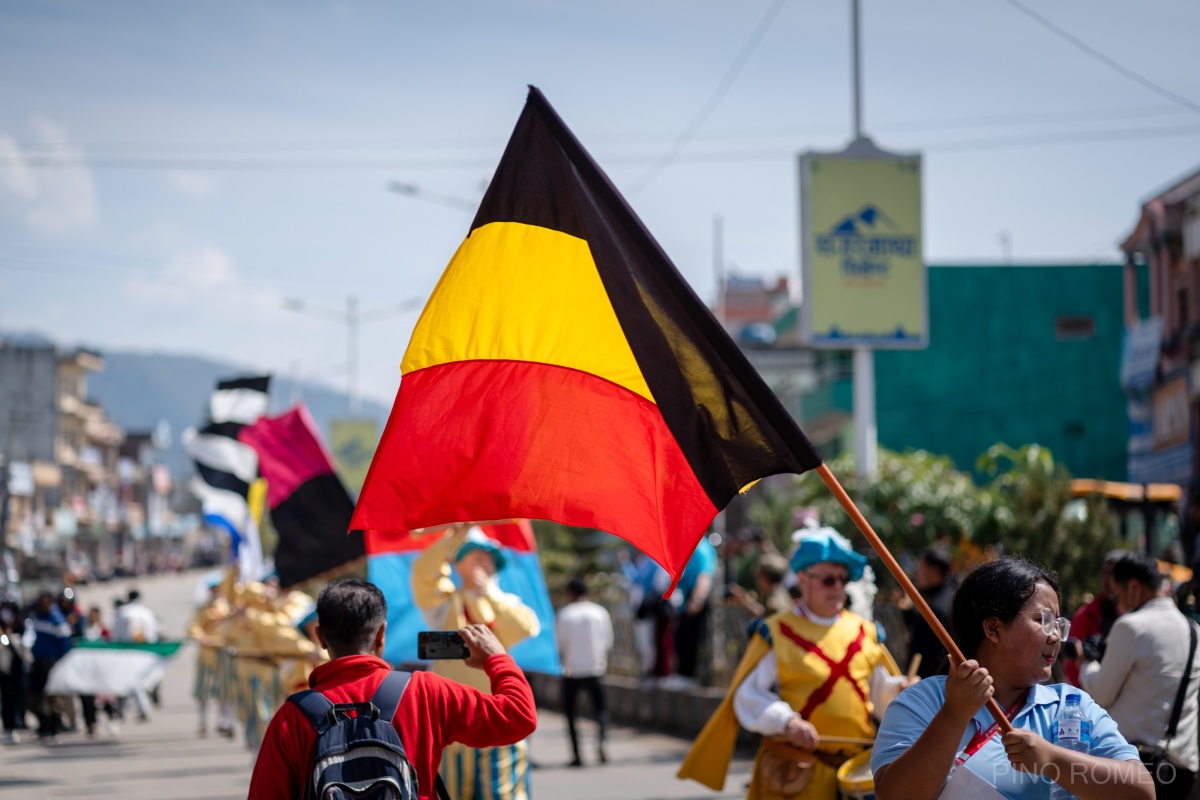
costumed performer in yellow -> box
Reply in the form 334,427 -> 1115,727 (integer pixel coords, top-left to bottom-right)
413,525 -> 541,800
223,580 -> 320,752
679,527 -> 914,799
188,571 -> 234,737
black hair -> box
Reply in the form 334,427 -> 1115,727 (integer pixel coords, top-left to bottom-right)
566,577 -> 588,598
1111,552 -> 1162,591
127,589 -> 140,602
919,547 -> 952,576
951,557 -> 1060,659
1103,549 -> 1132,567
316,579 -> 388,655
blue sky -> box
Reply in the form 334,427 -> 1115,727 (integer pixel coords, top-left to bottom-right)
0,0 -> 1197,404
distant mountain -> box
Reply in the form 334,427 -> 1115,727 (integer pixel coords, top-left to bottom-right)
87,350 -> 391,476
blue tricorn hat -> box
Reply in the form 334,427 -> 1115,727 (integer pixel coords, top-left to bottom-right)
789,527 -> 867,581
454,527 -> 508,572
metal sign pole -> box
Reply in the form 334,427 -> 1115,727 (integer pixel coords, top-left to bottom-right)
850,0 -> 877,479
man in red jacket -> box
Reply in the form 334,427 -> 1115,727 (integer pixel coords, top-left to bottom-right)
248,579 -> 538,800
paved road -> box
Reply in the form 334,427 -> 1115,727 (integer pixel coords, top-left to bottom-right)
0,572 -> 751,799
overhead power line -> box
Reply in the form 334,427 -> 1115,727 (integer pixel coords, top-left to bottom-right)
0,251 -> 412,291
1001,0 -> 1200,117
2,104 -> 1189,157
0,123 -> 1197,171
625,0 -> 789,195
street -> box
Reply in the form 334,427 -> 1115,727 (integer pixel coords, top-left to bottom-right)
0,572 -> 752,799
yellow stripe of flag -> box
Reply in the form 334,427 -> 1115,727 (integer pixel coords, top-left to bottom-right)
401,221 -> 656,404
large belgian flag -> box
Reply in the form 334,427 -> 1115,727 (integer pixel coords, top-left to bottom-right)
351,87 -> 822,583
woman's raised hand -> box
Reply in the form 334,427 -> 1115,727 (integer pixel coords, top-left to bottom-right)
943,658 -> 994,723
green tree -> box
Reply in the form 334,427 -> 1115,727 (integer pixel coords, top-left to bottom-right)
975,443 -> 1118,609
530,520 -> 626,598
752,448 -> 991,561
746,445 -> 1115,610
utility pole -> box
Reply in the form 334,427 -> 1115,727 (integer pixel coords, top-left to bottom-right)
851,0 -> 863,140
283,294 -> 425,415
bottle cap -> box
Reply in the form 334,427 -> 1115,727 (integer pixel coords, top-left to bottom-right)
1065,693 -> 1080,703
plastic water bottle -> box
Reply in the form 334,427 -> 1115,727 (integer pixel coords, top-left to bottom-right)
1050,693 -> 1091,800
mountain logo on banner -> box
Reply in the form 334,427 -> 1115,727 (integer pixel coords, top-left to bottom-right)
816,204 -> 915,279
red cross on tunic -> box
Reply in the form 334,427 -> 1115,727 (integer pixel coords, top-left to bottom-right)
462,605 -> 496,630
778,620 -> 870,726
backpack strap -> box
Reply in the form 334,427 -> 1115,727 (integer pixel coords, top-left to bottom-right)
288,689 -> 337,736
371,672 -> 452,800
370,670 -> 411,723
1164,620 -> 1198,746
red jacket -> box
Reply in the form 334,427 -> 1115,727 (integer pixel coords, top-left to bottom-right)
247,653 -> 537,800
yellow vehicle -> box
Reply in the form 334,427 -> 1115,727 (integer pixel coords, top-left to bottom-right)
1071,479 -> 1191,582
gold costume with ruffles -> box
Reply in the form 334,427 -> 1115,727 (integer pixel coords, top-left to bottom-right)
679,609 -> 899,800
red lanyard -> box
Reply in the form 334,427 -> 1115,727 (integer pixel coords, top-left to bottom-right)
954,693 -> 1027,766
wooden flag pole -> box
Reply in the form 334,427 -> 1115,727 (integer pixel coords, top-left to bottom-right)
816,464 -> 1013,732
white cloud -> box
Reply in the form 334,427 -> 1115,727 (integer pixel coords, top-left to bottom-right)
166,170 -> 223,200
0,117 -> 98,234
125,241 -> 277,319
162,245 -> 238,290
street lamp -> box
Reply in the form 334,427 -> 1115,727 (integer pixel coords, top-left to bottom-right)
281,295 -> 424,414
387,181 -> 477,213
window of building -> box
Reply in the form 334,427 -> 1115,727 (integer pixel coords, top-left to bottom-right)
1055,315 -> 1095,341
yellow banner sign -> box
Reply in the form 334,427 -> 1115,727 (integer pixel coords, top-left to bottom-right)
800,152 -> 926,348
330,418 -> 378,496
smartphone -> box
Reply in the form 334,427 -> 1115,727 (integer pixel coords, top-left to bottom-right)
417,630 -> 470,660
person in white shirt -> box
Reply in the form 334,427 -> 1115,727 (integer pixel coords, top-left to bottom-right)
556,577 -> 614,767
113,589 -> 161,721
114,590 -> 160,644
1081,552 -> 1200,799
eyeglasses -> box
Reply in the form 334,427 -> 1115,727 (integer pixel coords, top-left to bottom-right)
807,572 -> 850,587
1025,609 -> 1070,640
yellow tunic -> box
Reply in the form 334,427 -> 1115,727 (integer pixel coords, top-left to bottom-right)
188,597 -> 231,643
679,609 -> 898,800
411,529 -> 540,693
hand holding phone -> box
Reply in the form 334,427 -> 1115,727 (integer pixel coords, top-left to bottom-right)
417,625 -> 506,667
417,631 -> 470,660
458,624 -> 505,669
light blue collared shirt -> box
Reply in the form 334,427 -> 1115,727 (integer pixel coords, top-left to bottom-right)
872,678 -> 1139,799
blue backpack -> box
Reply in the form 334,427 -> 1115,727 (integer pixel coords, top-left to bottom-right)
289,671 -> 449,800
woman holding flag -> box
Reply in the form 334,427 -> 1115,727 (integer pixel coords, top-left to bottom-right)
871,557 -> 1152,799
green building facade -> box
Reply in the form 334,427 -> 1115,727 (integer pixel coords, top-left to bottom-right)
802,264 -> 1129,480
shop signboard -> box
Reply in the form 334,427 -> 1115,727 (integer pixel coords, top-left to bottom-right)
1120,316 -> 1163,391
1153,375 -> 1190,450
799,149 -> 926,348
330,417 -> 378,496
